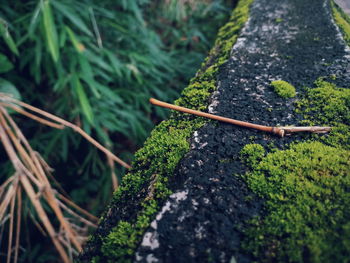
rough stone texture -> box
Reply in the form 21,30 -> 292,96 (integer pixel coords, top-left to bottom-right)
135,0 -> 350,262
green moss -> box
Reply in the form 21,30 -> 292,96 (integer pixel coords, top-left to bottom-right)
242,141 -> 350,263
90,0 -> 255,262
271,80 -> 296,98
296,79 -> 350,126
240,144 -> 265,166
242,79 -> 350,262
332,0 -> 350,46
275,18 -> 283,23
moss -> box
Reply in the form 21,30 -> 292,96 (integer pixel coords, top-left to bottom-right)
295,79 -> 350,126
275,18 -> 283,23
89,0 -> 255,262
241,79 -> 350,262
240,144 -> 265,166
332,0 -> 350,46
271,80 -> 296,98
242,141 -> 350,262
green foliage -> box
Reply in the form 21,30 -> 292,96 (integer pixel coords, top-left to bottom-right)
0,53 -> 13,73
89,0 -> 255,261
271,80 -> 296,98
0,0 -> 234,208
332,0 -> 350,46
0,0 -> 234,261
242,79 -> 350,262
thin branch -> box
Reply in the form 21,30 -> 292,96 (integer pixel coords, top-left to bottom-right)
150,98 -> 332,137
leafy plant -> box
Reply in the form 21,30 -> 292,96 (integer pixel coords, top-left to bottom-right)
0,0 -> 232,261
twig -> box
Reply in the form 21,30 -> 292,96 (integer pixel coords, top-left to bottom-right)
150,98 -> 331,137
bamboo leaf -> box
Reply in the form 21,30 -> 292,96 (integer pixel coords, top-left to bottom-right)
51,1 -> 93,36
65,26 -> 85,53
0,54 -> 14,73
41,0 -> 59,62
78,54 -> 100,98
0,22 -> 19,56
71,73 -> 94,124
0,78 -> 21,100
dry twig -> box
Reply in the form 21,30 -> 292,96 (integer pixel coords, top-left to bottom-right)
150,98 -> 331,137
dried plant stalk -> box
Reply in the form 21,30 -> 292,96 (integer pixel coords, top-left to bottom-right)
150,98 -> 331,137
0,95 -> 131,169
0,96 -> 107,263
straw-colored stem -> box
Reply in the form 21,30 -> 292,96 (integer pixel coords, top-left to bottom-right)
14,187 -> 22,263
0,184 -> 16,223
57,193 -> 98,223
0,109 -> 43,187
0,103 -> 64,130
7,182 -> 17,263
0,176 -> 14,200
108,155 -> 118,190
20,175 -> 70,263
150,98 -> 284,136
1,98 -> 131,169
42,189 -> 82,251
57,200 -> 97,228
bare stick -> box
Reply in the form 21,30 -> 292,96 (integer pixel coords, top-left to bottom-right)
150,98 -> 331,137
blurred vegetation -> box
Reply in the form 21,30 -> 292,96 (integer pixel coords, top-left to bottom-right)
0,0 -> 233,261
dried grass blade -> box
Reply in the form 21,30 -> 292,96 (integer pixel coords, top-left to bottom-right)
20,175 -> 70,263
57,193 -> 98,222
0,185 -> 16,223
7,182 -> 17,263
14,187 -> 22,263
42,190 -> 82,251
57,199 -> 97,228
1,97 -> 131,169
0,102 -> 64,129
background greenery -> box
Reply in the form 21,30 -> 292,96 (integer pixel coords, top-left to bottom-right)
0,0 -> 234,261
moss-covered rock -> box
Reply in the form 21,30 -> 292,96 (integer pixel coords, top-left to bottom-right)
241,78 -> 350,262
81,1 -> 350,262
79,0 -> 254,262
